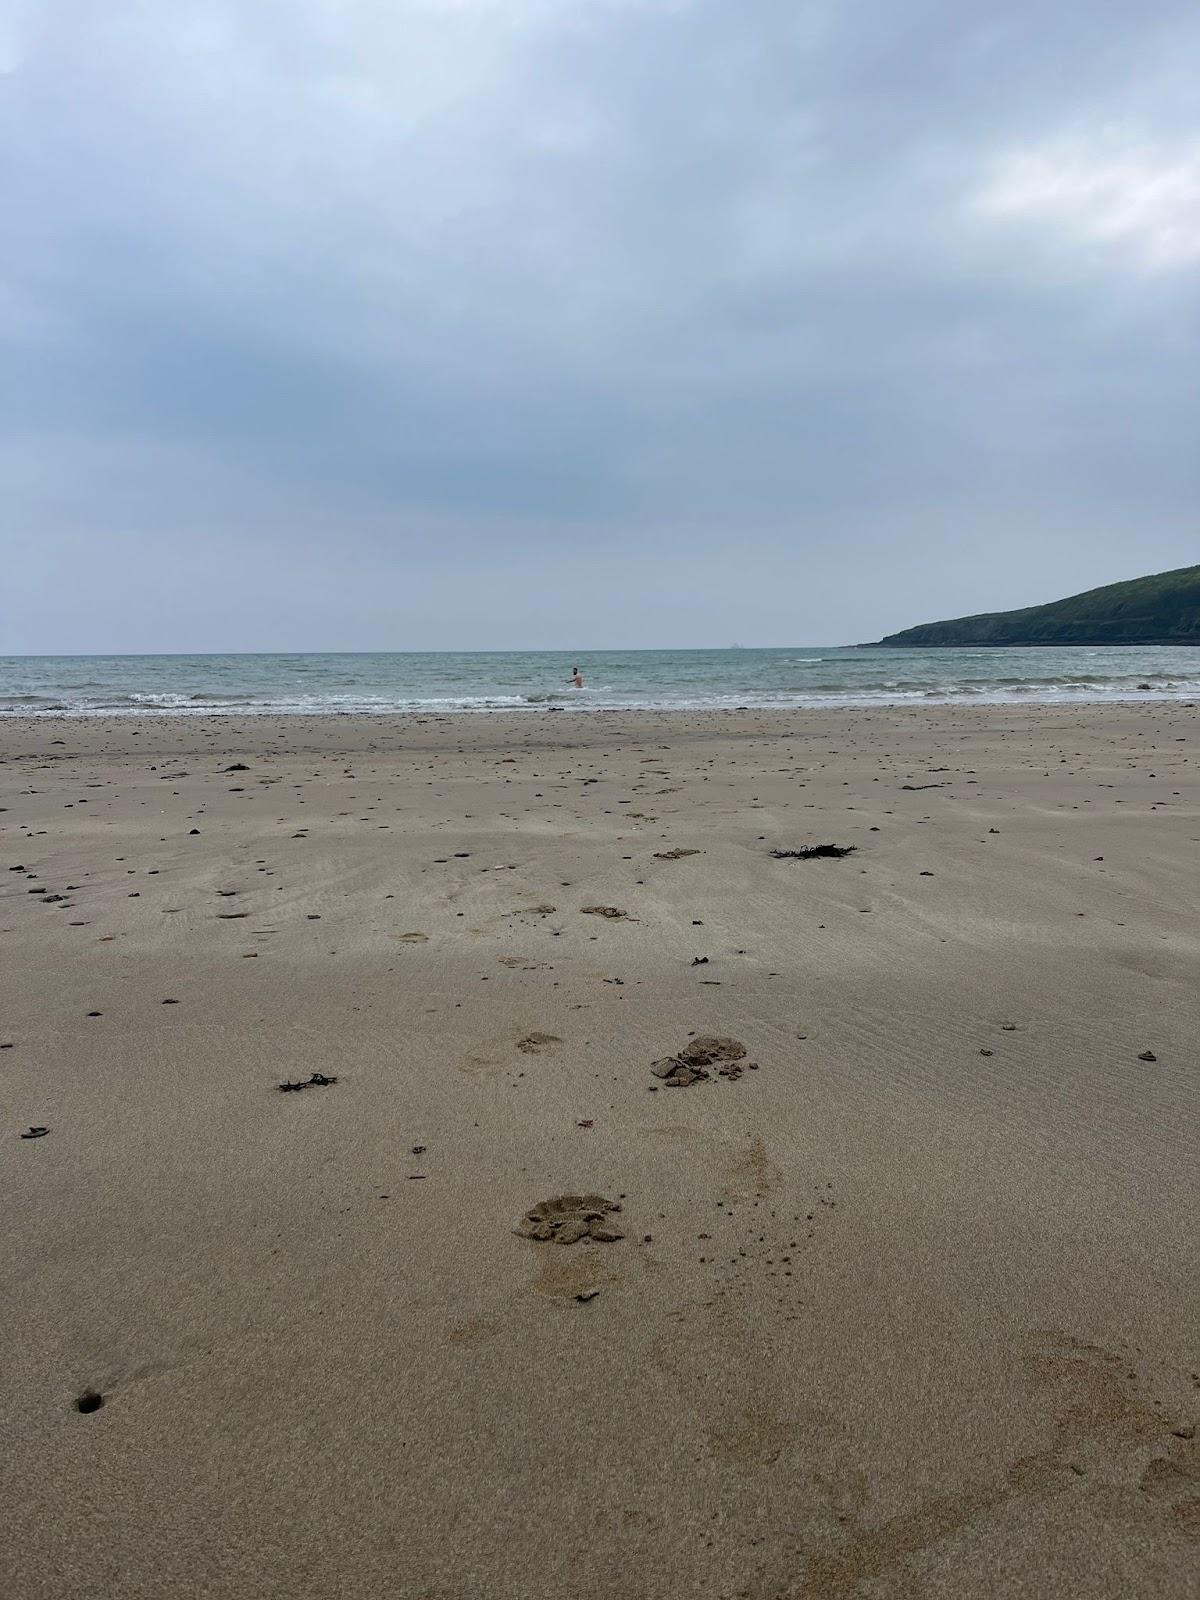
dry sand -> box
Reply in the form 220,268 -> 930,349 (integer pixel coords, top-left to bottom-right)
2,705 -> 1197,1598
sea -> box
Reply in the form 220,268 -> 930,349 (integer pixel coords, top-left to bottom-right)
1,646 -> 1198,717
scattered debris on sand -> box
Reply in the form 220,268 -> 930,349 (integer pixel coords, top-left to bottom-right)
581,905 -> 630,919
515,1195 -> 625,1243
653,848 -> 700,860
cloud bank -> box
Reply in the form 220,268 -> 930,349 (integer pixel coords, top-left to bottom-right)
2,0 -> 1197,649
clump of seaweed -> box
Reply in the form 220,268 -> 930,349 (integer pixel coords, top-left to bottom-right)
769,844 -> 856,860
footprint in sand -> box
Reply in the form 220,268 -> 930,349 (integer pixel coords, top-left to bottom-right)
516,1031 -> 561,1055
651,1293 -> 810,1470
651,1035 -> 749,1087
447,1316 -> 501,1348
456,1053 -> 503,1077
791,1333 -> 1200,1596
720,1136 -> 778,1201
516,1197 -> 627,1301
529,1249 -> 623,1302
515,1194 -> 625,1244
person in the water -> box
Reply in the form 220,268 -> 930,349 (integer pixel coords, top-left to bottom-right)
570,665 -> 584,688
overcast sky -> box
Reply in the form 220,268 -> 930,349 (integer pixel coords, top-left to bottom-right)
2,0 -> 1197,652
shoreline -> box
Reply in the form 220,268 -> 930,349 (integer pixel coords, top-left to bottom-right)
0,687 -> 1198,731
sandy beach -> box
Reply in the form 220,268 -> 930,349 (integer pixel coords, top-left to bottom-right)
2,704 -> 1196,1598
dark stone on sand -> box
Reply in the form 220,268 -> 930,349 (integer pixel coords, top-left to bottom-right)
21,1126 -> 49,1138
223,764 -> 250,771
75,1391 -> 104,1414
188,829 -> 200,835
1138,1050 -> 1157,1062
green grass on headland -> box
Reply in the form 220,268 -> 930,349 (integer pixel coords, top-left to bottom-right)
873,565 -> 1200,647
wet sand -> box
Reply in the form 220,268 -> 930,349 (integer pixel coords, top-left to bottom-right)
2,705 -> 1197,1598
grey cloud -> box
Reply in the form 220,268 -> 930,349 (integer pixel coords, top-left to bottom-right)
2,0 -> 1198,650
